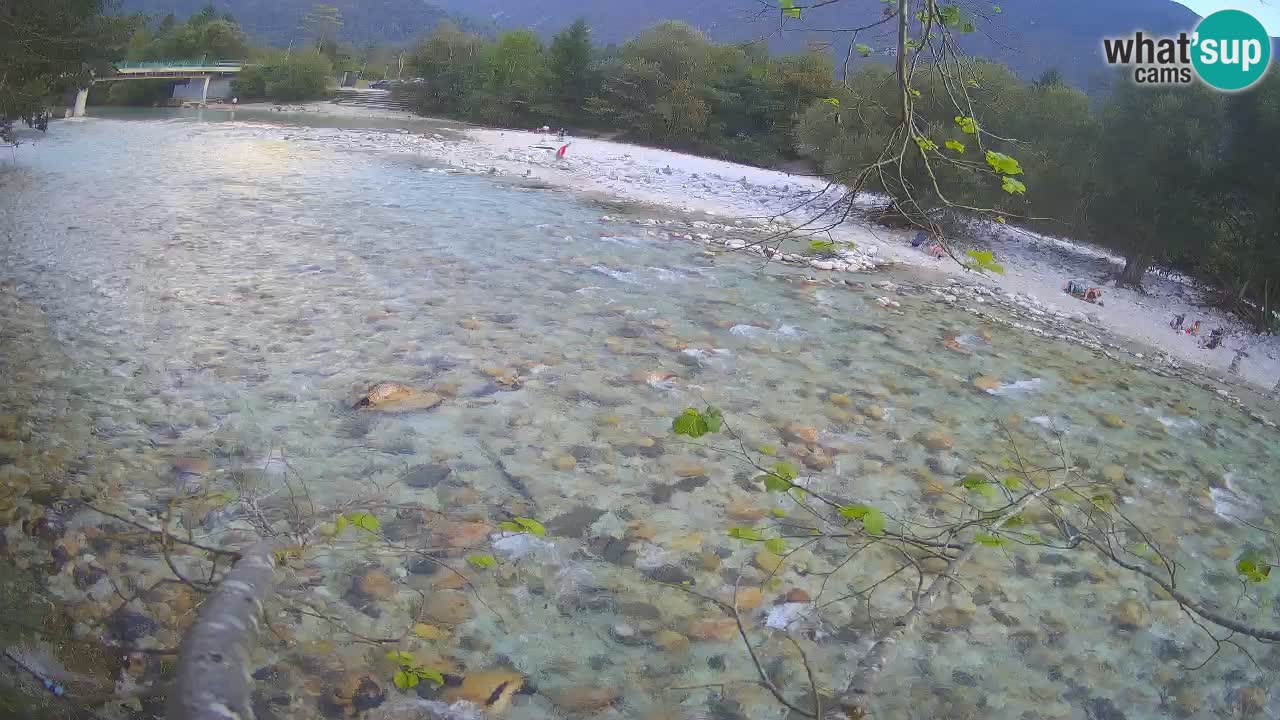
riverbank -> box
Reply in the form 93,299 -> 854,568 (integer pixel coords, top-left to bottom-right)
134,98 -> 1280,391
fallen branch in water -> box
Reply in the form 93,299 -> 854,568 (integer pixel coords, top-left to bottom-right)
166,540 -> 281,720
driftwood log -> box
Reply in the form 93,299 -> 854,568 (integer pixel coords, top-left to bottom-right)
167,541 -> 279,720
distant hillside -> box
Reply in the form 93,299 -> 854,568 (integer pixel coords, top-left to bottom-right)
426,0 -> 1204,90
116,0 -> 482,46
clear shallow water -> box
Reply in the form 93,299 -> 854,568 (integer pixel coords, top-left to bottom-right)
0,114 -> 1277,720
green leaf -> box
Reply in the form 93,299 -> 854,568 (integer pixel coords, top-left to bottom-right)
773,462 -> 798,481
513,517 -> 546,537
703,406 -> 723,433
861,507 -> 886,535
412,668 -> 444,686
394,670 -> 418,690
915,137 -> 938,152
764,537 -> 788,554
960,19 -> 976,32
985,150 -> 1023,176
1237,550 -> 1273,583
820,97 -> 840,107
809,239 -> 837,254
758,444 -> 777,457
856,43 -> 872,57
728,527 -> 764,541
938,4 -> 962,26
974,533 -> 1005,547
334,515 -> 349,534
386,650 -> 415,666
1000,475 -> 1023,491
671,407 -> 721,438
466,553 -> 497,569
944,139 -> 965,153
955,115 -> 978,134
992,5 -> 1002,13
908,87 -> 921,98
348,512 -> 380,534
1090,494 -> 1113,512
964,249 -> 1006,275
780,0 -> 801,19
770,507 -> 788,518
839,504 -> 886,535
762,474 -> 793,493
1001,176 -> 1027,195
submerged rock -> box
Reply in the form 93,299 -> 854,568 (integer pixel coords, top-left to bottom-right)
354,382 -> 443,412
1110,599 -> 1149,629
403,463 -> 452,488
439,671 -> 525,713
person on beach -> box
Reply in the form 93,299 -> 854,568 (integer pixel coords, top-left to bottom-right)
912,230 -> 928,248
1202,328 -> 1225,350
1169,314 -> 1185,331
1184,320 -> 1201,336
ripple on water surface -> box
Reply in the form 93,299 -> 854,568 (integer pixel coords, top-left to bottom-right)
1,115 -> 1277,720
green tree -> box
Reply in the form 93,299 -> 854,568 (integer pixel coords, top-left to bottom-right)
266,53 -> 333,101
405,22 -> 487,115
302,4 -> 344,57
0,0 -> 137,119
1206,69 -> 1280,330
548,19 -> 595,117
475,30 -> 549,125
1086,83 -> 1224,287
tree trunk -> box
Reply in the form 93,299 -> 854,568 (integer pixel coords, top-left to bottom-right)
1116,255 -> 1148,289
167,541 -> 279,720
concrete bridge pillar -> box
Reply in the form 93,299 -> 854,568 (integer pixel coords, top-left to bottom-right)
200,76 -> 211,104
73,87 -> 89,117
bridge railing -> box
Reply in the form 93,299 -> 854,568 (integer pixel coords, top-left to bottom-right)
114,59 -> 243,70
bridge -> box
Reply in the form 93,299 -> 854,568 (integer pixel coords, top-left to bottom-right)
72,59 -> 244,116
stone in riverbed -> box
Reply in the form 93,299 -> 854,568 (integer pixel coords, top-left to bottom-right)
440,672 -> 524,712
654,629 -> 690,653
403,463 -> 451,488
687,617 -> 738,642
353,382 -> 442,412
783,424 -> 818,445
972,376 -> 1001,392
546,506 -> 606,538
784,588 -> 811,603
442,521 -> 489,547
354,569 -> 396,601
421,591 -> 473,626
754,550 -> 784,574
108,609 -> 158,643
646,565 -> 696,585
1238,686 -> 1266,716
917,429 -> 954,451
1110,599 -> 1149,629
1100,465 -> 1128,484
1100,414 -> 1127,429
731,586 -> 763,610
552,687 -> 622,712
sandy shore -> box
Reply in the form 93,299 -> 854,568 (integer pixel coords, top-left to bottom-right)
273,100 -> 1280,391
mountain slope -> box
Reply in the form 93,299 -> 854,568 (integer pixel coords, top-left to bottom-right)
117,0 -> 475,46
427,0 -> 1203,88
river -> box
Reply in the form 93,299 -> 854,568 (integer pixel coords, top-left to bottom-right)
0,111 -> 1275,720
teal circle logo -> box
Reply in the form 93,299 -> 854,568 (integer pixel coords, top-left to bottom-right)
1192,10 -> 1272,91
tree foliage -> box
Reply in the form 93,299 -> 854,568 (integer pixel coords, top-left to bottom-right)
0,0 -> 138,119
401,20 -> 832,165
